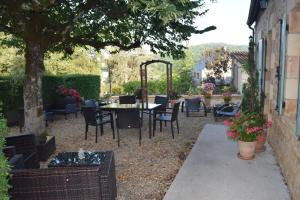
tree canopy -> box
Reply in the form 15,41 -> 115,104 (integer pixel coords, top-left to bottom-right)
0,0 -> 215,58
204,47 -> 230,79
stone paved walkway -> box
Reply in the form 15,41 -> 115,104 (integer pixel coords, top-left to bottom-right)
164,124 -> 291,200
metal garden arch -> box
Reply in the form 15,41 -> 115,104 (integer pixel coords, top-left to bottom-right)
140,60 -> 173,108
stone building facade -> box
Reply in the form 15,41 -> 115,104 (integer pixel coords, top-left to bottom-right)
248,0 -> 300,199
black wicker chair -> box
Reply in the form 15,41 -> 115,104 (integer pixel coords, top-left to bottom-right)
154,96 -> 168,112
185,98 -> 207,117
213,102 -> 241,121
48,96 -> 78,119
115,108 -> 141,146
153,102 -> 180,138
3,146 -> 24,169
5,133 -> 40,169
84,99 -> 98,107
119,95 -> 136,104
82,106 -> 115,143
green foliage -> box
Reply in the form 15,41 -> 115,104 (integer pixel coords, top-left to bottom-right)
204,47 -> 230,79
0,75 -> 100,110
241,38 -> 260,113
0,118 -> 10,200
65,75 -> 100,100
122,81 -> 140,94
45,47 -> 101,75
0,77 -> 23,112
0,0 -> 214,59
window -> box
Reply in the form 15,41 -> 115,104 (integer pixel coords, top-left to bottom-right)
276,15 -> 287,114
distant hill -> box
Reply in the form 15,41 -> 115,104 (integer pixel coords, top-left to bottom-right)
188,43 -> 248,61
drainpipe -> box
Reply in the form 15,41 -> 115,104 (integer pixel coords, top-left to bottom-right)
248,25 -> 255,43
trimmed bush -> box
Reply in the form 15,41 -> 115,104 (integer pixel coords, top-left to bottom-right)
0,74 -> 101,111
64,75 -> 100,100
0,77 -> 23,112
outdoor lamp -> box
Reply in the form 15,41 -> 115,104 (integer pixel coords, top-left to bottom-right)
260,0 -> 267,9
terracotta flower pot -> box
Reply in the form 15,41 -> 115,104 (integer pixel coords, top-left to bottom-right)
255,135 -> 267,153
238,140 -> 256,160
206,90 -> 213,95
204,98 -> 211,107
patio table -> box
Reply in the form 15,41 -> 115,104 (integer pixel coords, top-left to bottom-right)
101,103 -> 161,139
48,151 -> 117,200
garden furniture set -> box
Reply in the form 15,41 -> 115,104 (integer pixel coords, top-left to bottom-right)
2,133 -> 117,200
10,151 -> 117,200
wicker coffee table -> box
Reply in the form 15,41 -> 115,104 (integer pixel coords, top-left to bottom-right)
48,151 -> 117,200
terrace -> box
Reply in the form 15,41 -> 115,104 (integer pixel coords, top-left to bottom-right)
1,0 -> 299,200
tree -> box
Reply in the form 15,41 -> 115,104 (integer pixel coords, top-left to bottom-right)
0,0 -> 215,134
204,47 -> 230,79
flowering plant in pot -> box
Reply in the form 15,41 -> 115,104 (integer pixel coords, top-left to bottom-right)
56,85 -> 82,103
222,92 -> 232,104
203,82 -> 215,95
224,112 -> 271,160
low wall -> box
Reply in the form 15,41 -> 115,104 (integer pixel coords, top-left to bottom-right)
111,94 -> 242,105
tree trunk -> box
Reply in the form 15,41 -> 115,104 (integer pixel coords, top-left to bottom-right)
24,41 -> 45,135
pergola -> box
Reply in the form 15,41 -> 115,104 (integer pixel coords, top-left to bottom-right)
140,60 -> 173,108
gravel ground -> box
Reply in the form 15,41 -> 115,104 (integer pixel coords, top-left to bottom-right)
8,110 -> 218,200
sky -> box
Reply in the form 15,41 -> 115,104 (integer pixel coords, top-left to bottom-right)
188,0 -> 252,45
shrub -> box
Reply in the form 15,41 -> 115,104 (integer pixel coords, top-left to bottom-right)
0,77 -> 23,112
0,118 -> 10,200
0,74 -> 101,111
122,81 -> 140,94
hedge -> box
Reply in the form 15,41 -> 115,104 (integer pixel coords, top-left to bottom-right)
0,118 -> 10,200
42,75 -> 101,104
0,74 -> 100,112
122,78 -> 194,95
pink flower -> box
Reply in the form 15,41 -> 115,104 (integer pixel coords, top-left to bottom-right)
246,126 -> 262,134
224,119 -> 231,126
234,113 -> 240,118
266,121 -> 272,128
226,130 -> 239,140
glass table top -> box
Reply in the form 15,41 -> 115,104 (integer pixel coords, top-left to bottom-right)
101,103 -> 161,110
48,152 -> 107,167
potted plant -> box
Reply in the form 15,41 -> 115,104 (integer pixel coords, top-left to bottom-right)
224,112 -> 271,160
223,92 -> 232,104
56,85 -> 82,107
36,132 -> 56,161
203,82 -> 215,95
203,92 -> 212,107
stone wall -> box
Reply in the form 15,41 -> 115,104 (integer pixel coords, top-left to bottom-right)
254,0 -> 300,199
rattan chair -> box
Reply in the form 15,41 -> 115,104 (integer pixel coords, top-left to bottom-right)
82,106 -> 115,143
115,108 -> 141,146
84,99 -> 98,107
119,95 -> 136,104
154,96 -> 168,112
185,98 -> 207,117
153,102 -> 180,138
213,102 -> 241,121
5,133 -> 40,169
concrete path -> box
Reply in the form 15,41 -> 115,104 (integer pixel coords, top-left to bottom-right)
164,124 -> 291,200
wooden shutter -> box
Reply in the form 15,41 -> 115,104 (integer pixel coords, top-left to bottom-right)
257,39 -> 266,97
296,59 -> 300,139
278,15 -> 287,114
